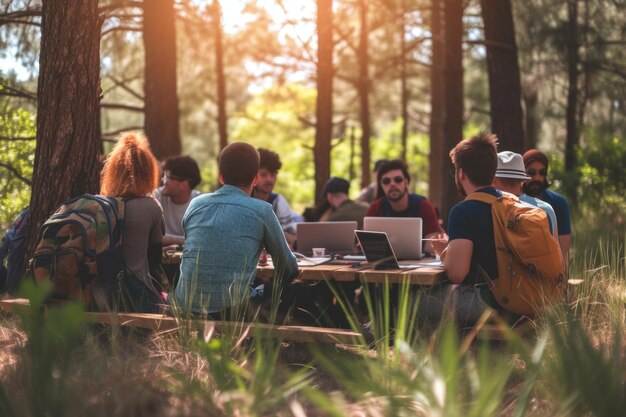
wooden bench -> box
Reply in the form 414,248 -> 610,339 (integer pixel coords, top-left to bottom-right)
0,298 -> 362,345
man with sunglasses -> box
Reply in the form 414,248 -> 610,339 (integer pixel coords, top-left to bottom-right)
365,159 -> 444,251
154,156 -> 202,246
522,149 -> 571,267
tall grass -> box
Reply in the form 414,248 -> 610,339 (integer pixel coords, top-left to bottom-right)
1,203 -> 624,416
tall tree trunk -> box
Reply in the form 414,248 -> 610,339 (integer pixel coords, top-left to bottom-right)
357,0 -> 371,188
441,0 -> 464,227
428,0 -> 444,212
212,0 -> 228,151
143,0 -> 181,159
565,0 -> 579,205
479,0 -> 524,153
522,79 -> 539,150
314,0 -> 333,203
27,0 -> 102,257
399,0 -> 409,163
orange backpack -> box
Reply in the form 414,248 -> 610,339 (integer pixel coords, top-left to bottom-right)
466,192 -> 565,317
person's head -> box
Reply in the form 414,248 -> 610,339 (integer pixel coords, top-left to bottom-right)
449,132 -> 498,196
522,148 -> 550,197
373,159 -> 388,174
493,151 -> 529,195
100,132 -> 160,198
255,148 -> 282,194
323,177 -> 350,208
161,156 -> 201,198
376,159 -> 410,201
218,142 -> 260,188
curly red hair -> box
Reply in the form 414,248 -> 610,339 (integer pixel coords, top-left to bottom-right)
100,132 -> 160,197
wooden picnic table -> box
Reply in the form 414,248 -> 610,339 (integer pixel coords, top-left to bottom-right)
256,258 -> 446,286
164,251 -> 446,286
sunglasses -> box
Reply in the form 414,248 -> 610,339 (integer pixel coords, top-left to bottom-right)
526,168 -> 547,176
381,176 -> 405,185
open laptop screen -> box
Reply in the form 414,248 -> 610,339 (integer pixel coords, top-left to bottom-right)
354,230 -> 399,269
296,221 -> 358,256
363,217 -> 423,260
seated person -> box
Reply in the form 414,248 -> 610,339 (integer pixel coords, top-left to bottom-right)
365,159 -> 445,252
171,142 -> 299,318
252,148 -> 297,247
356,159 -> 388,204
0,207 -> 29,295
153,156 -> 202,246
100,133 -> 166,313
323,177 -> 368,229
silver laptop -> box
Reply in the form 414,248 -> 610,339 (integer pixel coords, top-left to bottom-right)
363,217 -> 423,260
355,230 -> 423,269
296,221 -> 358,256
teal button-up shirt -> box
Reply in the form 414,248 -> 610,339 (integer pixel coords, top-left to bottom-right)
172,185 -> 298,314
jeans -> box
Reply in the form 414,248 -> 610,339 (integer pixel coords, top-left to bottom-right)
417,284 -> 492,329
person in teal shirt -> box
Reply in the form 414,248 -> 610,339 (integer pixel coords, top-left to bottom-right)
171,142 -> 298,316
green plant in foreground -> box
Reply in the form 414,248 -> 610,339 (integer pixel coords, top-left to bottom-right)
1,281 -> 86,417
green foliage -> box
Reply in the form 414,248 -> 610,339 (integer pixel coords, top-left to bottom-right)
7,281 -> 87,417
0,89 -> 35,229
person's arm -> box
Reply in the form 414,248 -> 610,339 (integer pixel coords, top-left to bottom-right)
162,234 -> 185,246
264,208 -> 298,286
431,237 -> 473,284
273,195 -> 297,235
419,198 -> 445,236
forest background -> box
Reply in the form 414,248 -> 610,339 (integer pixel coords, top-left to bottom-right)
0,0 -> 625,254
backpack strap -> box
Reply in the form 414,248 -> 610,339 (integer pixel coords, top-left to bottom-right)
267,193 -> 279,206
465,191 -> 497,205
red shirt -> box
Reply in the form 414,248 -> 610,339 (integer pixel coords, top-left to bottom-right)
366,194 -> 443,236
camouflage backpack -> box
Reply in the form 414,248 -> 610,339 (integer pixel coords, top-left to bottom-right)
31,194 -> 125,309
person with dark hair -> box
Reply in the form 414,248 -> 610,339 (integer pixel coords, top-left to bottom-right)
323,177 -> 368,229
100,132 -> 165,313
425,133 -> 503,327
154,155 -> 202,246
365,159 -> 444,252
252,148 -> 297,246
522,148 -> 571,268
171,142 -> 298,317
356,159 -> 388,204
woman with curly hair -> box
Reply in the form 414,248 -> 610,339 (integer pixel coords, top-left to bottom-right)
100,132 -> 165,313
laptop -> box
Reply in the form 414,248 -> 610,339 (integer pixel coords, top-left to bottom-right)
296,221 -> 358,256
355,230 -> 424,269
363,217 -> 423,259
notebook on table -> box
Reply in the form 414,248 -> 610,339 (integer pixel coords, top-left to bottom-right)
354,230 -> 424,270
363,217 -> 423,260
296,221 -> 358,256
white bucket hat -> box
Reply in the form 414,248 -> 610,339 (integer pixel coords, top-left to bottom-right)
496,151 -> 531,180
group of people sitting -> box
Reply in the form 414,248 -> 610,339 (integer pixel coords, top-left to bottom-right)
0,131 -> 571,329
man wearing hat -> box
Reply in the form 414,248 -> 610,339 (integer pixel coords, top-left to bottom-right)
522,149 -> 572,266
323,177 -> 368,229
493,151 -> 558,240
154,155 -> 202,246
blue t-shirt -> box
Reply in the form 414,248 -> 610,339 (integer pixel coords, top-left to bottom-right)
540,189 -> 571,235
447,187 -> 501,288
172,185 -> 298,314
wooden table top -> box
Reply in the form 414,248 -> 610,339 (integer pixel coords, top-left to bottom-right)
257,258 -> 446,286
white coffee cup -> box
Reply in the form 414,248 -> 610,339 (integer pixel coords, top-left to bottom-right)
312,247 -> 326,257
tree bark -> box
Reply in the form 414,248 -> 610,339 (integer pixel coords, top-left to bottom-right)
357,0 -> 371,188
428,0 -> 444,212
212,0 -> 228,151
27,0 -> 102,257
314,0 -> 333,203
479,0 -> 525,153
441,0 -> 464,227
400,0 -> 409,164
565,0 -> 579,204
143,0 -> 181,159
